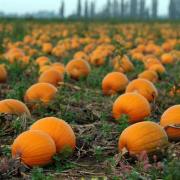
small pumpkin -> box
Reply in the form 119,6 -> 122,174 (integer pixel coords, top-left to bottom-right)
113,93 -> 151,123
66,59 -> 91,79
38,69 -> 64,87
126,78 -> 158,102
0,99 -> 31,117
24,83 -> 57,105
30,117 -> 76,153
148,64 -> 166,74
161,53 -> 174,64
102,72 -> 129,95
0,64 -> 7,83
160,105 -> 180,141
36,56 -> 51,67
118,121 -> 168,155
42,43 -> 53,54
12,130 -> 56,167
138,70 -> 158,83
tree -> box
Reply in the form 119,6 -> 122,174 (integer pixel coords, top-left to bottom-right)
113,0 -> 119,18
59,0 -> 65,18
90,1 -> 95,18
152,0 -> 158,19
140,0 -> 145,18
77,0 -> 82,18
130,0 -> 138,18
84,0 -> 89,18
169,0 -> 176,19
106,0 -> 112,18
120,0 -> 125,18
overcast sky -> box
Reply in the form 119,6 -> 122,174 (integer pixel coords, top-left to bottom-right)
0,0 -> 170,16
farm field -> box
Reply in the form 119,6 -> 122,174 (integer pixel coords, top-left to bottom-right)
0,20 -> 180,179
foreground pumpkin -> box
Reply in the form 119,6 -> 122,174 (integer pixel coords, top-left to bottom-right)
0,99 -> 31,117
66,59 -> 91,79
160,105 -> 180,141
24,83 -> 57,105
0,64 -> 7,83
126,79 -> 158,102
12,130 -> 56,167
102,72 -> 129,95
30,117 -> 76,153
112,93 -> 151,123
138,70 -> 158,83
118,121 -> 168,155
38,69 -> 64,86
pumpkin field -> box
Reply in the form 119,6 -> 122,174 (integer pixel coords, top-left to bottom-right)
0,20 -> 179,179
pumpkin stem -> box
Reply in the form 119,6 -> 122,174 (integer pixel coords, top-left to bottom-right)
121,147 -> 128,155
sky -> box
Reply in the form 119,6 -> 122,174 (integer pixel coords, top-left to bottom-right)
0,0 -> 170,16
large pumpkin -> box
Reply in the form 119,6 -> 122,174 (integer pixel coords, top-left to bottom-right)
66,59 -> 91,79
125,78 -> 158,102
138,70 -> 158,83
112,93 -> 151,123
12,130 -> 56,167
0,99 -> 31,117
24,83 -> 57,104
160,105 -> 180,141
102,72 -> 129,95
30,117 -> 76,153
118,121 -> 168,155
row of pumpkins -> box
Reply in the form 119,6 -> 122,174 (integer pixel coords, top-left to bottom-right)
0,28 -> 179,167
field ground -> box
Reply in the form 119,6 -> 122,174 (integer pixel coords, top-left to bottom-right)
0,20 -> 180,179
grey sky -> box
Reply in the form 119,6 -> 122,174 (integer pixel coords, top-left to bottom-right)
0,0 -> 170,16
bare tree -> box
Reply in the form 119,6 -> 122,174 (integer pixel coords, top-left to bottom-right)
90,1 -> 95,18
152,0 -> 158,19
139,0 -> 145,18
59,0 -> 65,19
120,0 -> 125,18
77,0 -> 82,18
113,0 -> 119,18
130,0 -> 138,18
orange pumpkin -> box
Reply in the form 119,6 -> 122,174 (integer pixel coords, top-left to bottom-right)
138,70 -> 158,83
160,105 -> 180,141
126,79 -> 158,102
12,130 -> 56,167
112,93 -> 151,123
42,43 -> 53,54
0,64 -> 7,83
51,63 -> 65,74
30,117 -> 76,153
118,121 -> 168,155
24,83 -> 57,104
36,56 -> 51,67
66,59 -> 91,79
38,69 -> 64,87
102,72 -> 129,95
0,99 -> 31,117
74,51 -> 89,61
161,53 -> 174,64
148,64 -> 166,74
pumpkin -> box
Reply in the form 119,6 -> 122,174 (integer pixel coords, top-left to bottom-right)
39,65 -> 51,74
138,70 -> 158,83
148,64 -> 166,74
0,99 -> 31,117
36,56 -> 50,67
126,79 -> 158,102
161,53 -> 174,64
118,121 -> 168,155
30,117 -> 76,153
51,63 -> 65,74
160,105 -> 180,141
74,51 -> 89,61
112,93 -> 151,123
0,64 -> 7,83
66,59 -> 91,79
38,69 -> 64,87
12,130 -> 56,167
102,72 -> 129,95
24,83 -> 57,104
42,43 -> 53,54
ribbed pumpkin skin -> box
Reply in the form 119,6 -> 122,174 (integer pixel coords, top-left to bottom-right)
24,83 -> 57,104
0,65 -> 7,83
160,105 -> 180,141
38,69 -> 64,86
12,130 -> 56,167
113,93 -> 151,123
30,117 -> 76,153
138,70 -> 158,83
0,99 -> 31,117
118,121 -> 168,155
126,79 -> 158,102
66,59 -> 91,79
36,56 -> 50,67
102,72 -> 129,95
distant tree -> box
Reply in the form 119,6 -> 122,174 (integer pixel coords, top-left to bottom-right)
77,0 -> 82,18
169,0 -> 176,19
106,0 -> 112,18
130,0 -> 138,18
120,0 -> 125,18
113,0 -> 119,18
90,1 -> 95,18
139,0 -> 145,18
152,0 -> 158,19
59,0 -> 65,19
84,0 -> 89,18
